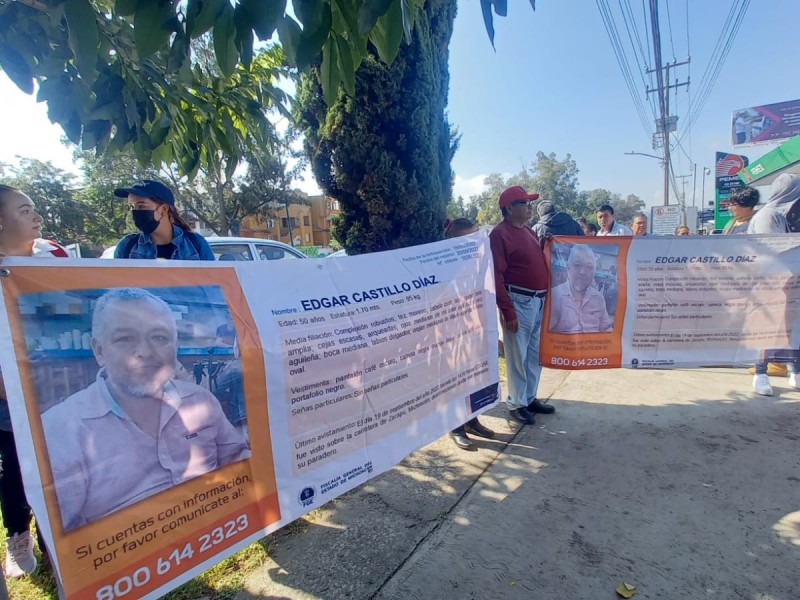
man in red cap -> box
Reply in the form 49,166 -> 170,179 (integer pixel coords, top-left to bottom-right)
490,186 -> 556,425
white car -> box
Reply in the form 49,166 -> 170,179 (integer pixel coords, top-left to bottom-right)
100,236 -> 307,261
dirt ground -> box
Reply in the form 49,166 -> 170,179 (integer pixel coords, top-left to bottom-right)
239,367 -> 800,600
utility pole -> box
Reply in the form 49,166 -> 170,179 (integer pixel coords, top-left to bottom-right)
691,163 -> 697,208
675,174 -> 692,205
646,0 -> 689,206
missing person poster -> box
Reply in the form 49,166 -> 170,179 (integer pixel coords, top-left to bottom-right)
0,232 -> 499,599
541,234 -> 800,369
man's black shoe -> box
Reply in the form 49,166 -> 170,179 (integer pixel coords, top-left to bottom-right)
509,407 -> 536,425
450,432 -> 476,451
528,398 -> 555,414
465,418 -> 495,439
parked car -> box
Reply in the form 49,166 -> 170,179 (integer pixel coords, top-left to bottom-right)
325,248 -> 348,258
100,236 -> 307,261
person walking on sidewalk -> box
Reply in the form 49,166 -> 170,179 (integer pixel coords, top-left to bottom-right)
490,186 -> 555,425
444,218 -> 497,450
0,184 -> 68,578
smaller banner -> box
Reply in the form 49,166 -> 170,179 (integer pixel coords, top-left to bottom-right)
732,100 -> 800,146
541,235 -> 800,370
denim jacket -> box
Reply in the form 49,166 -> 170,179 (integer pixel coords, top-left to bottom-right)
114,225 -> 215,260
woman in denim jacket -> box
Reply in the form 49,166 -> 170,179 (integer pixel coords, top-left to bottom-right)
112,179 -> 215,261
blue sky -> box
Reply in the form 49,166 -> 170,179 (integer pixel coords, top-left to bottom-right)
1,1 -> 798,211
446,0 -> 799,207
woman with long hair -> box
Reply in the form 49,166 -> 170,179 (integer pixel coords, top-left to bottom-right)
0,184 -> 67,577
112,179 -> 214,260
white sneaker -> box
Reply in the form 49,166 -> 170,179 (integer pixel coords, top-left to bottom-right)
753,374 -> 773,396
4,531 -> 36,578
789,372 -> 800,389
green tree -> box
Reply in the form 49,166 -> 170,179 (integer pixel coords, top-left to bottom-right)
1,158 -> 87,244
446,195 -> 478,222
295,0 -> 458,254
1,1 -> 530,178
528,151 -> 581,214
580,189 -> 645,225
76,150 -> 160,245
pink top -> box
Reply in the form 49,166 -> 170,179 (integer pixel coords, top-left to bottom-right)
41,373 -> 250,531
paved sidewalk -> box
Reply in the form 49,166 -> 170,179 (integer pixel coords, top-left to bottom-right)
240,367 -> 800,600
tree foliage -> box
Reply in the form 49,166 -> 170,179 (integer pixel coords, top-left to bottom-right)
76,149 -> 159,245
296,0 -> 458,254
446,195 -> 478,222
579,190 -> 644,225
0,1 -> 532,179
467,153 -> 645,227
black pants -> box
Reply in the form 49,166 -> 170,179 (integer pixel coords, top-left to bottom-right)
0,429 -> 32,536
452,417 -> 480,436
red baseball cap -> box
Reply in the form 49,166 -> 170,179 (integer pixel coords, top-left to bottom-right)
498,186 -> 540,208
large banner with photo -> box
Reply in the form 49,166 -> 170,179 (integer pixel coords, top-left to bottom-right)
541,234 -> 800,369
0,232 -> 498,599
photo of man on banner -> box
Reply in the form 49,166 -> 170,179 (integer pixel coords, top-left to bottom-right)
33,287 -> 251,531
549,243 -> 616,334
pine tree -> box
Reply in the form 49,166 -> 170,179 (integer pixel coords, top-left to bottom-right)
295,0 -> 458,254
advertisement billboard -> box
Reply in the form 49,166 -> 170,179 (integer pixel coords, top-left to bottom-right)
732,100 -> 800,146
714,152 -> 749,230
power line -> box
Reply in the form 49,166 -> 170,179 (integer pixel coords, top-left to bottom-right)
678,0 -> 750,144
620,0 -> 658,120
664,0 -> 677,60
595,0 -> 654,137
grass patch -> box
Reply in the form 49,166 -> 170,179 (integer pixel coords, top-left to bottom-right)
0,521 -> 270,600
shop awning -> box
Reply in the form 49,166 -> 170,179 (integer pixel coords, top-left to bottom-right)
738,135 -> 800,186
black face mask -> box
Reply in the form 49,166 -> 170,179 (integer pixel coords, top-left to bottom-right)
131,209 -> 161,235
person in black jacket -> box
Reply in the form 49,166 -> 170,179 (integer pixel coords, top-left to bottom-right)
532,201 -> 584,237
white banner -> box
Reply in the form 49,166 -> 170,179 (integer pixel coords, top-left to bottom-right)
0,231 -> 498,599
541,234 -> 800,369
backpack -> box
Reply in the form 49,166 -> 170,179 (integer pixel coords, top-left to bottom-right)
116,231 -> 204,258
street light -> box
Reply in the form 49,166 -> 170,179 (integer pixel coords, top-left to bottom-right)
624,151 -> 664,163
701,167 -> 712,210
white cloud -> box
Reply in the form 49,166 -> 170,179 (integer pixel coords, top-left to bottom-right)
452,173 -> 488,200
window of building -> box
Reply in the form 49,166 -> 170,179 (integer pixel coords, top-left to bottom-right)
305,233 -> 311,242
303,216 -> 310,226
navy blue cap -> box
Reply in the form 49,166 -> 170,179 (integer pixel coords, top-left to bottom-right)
114,179 -> 175,206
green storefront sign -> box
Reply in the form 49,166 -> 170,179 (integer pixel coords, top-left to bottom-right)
738,135 -> 800,187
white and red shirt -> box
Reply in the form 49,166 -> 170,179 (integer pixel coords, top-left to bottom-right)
31,238 -> 69,258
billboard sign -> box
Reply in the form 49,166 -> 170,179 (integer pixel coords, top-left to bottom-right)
714,152 -> 749,229
732,99 -> 800,146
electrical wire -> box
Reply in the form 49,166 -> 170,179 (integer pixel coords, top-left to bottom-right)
620,0 -> 658,121
678,0 -> 750,144
664,0 -> 677,61
595,0 -> 654,138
